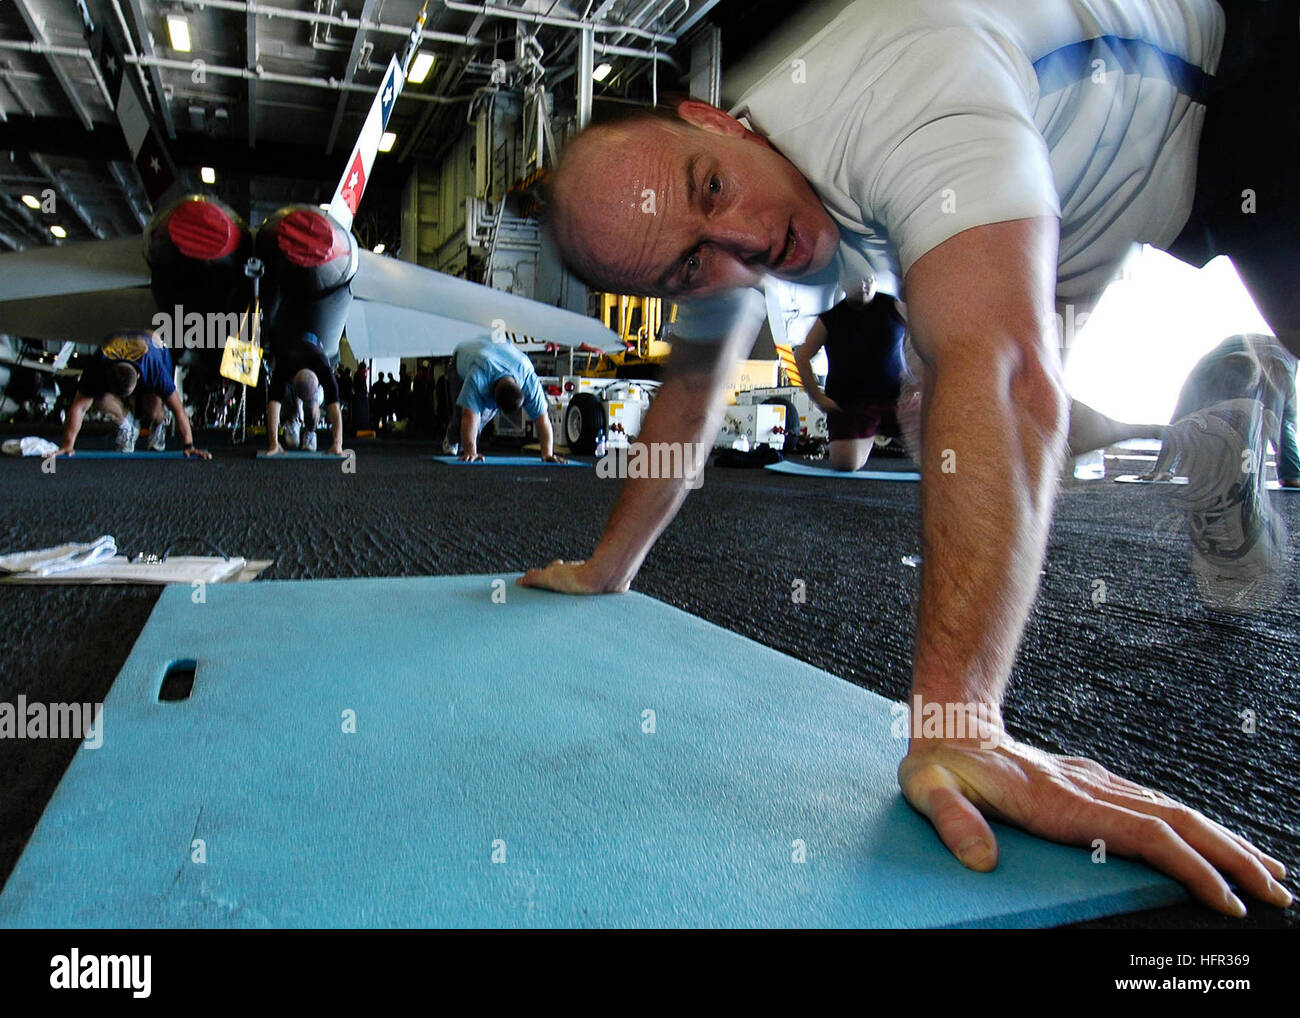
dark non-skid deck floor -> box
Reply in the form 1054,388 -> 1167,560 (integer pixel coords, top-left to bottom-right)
1,432 -> 1296,929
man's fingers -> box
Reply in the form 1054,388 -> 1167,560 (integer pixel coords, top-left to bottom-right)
1087,784 -> 1291,908
1083,802 -> 1246,916
517,561 -> 565,588
900,761 -> 998,871
1063,757 -> 1291,886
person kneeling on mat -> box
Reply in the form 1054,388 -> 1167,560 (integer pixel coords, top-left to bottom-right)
266,331 -> 343,456
794,278 -> 908,471
442,338 -> 563,463
58,330 -> 209,459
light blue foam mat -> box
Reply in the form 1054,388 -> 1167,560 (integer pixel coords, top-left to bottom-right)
254,450 -> 345,460
766,460 -> 921,481
61,451 -> 192,460
0,575 -> 1183,929
432,455 -> 589,467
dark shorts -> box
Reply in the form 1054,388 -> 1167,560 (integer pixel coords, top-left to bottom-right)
1166,1 -> 1300,338
827,404 -> 897,442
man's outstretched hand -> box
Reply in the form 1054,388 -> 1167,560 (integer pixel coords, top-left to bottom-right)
899,727 -> 1292,917
517,559 -> 628,595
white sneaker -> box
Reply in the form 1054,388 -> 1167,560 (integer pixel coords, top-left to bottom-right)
147,417 -> 167,452
115,413 -> 139,452
1162,399 -> 1287,612
282,416 -> 301,450
301,429 -> 317,452
442,438 -> 459,456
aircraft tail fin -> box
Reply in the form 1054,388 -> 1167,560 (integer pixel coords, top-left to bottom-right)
326,4 -> 428,231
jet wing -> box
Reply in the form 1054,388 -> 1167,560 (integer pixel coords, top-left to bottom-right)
0,239 -> 621,355
0,237 -> 154,346
347,251 -> 621,356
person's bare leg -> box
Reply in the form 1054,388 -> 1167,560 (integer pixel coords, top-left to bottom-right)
828,438 -> 873,472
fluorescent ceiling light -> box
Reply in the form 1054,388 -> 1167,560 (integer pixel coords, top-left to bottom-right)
21,194 -> 40,209
372,243 -> 385,254
407,52 -> 435,85
167,15 -> 192,54
593,63 -> 612,82
200,166 -> 216,185
50,225 -> 67,239
378,131 -> 397,153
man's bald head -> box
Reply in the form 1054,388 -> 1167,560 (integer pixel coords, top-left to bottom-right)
292,368 -> 319,403
108,361 -> 139,399
548,100 -> 840,300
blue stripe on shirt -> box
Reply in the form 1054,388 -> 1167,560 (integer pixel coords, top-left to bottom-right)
1033,35 -> 1212,103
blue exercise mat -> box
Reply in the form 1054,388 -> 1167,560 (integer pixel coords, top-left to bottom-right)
766,460 -> 921,481
432,455 -> 589,467
0,575 -> 1182,929
60,450 -> 193,460
255,450 -> 346,460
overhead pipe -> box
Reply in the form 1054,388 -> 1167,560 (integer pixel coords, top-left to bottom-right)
192,0 -> 484,47
439,0 -> 677,46
576,27 -> 593,129
0,41 -> 475,105
603,0 -> 687,51
669,0 -> 724,38
593,42 -> 679,69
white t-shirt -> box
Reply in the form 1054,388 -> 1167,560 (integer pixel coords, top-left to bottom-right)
671,0 -> 1225,345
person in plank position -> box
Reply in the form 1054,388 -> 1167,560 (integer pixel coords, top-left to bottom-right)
523,0 -> 1296,915
443,338 -> 564,463
59,329 -> 209,459
266,331 -> 344,456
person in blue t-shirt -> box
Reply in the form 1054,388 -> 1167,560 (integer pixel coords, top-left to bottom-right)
58,330 -> 208,458
442,338 -> 563,463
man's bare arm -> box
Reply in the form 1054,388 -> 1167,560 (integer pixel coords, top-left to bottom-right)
792,319 -> 839,412
327,403 -> 344,455
897,217 -> 1291,916
534,410 -> 564,462
520,315 -> 758,593
459,407 -> 483,461
906,217 -> 1064,708
266,400 -> 283,454
164,389 -> 209,458
59,393 -> 94,454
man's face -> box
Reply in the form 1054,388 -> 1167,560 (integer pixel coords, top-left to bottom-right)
553,104 -> 840,299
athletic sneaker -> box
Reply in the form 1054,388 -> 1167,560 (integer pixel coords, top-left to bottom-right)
146,417 -> 167,452
442,438 -> 459,456
301,429 -> 317,452
1160,398 -> 1287,612
282,416 -> 301,450
114,413 -> 139,452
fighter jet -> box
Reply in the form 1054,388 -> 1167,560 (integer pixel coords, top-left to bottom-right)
0,5 -> 618,378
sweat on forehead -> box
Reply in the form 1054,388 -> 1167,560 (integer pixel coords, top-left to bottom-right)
551,119 -> 695,292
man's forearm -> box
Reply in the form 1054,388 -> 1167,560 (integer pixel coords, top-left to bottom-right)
584,377 -> 718,588
168,392 -> 194,445
62,400 -> 87,449
328,403 -> 343,447
536,412 -> 555,457
266,401 -> 281,445
912,351 -> 1066,711
793,351 -> 826,405
460,408 -> 478,452
585,329 -> 753,589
